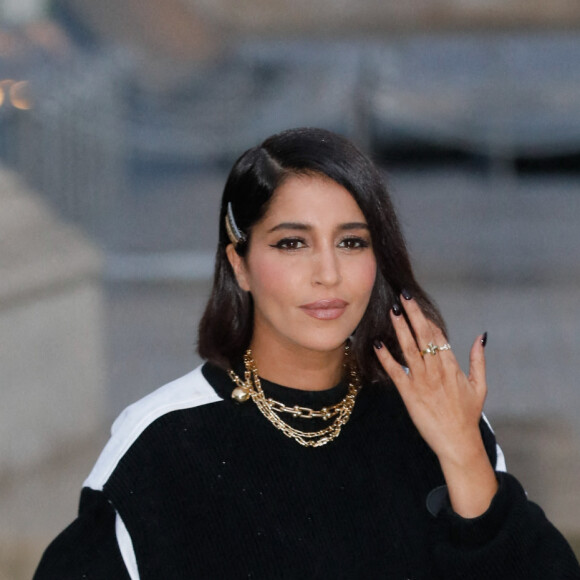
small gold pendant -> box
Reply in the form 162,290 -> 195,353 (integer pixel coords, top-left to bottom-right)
231,386 -> 251,403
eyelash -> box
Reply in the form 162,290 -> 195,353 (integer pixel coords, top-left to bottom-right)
339,236 -> 370,249
270,236 -> 370,251
270,237 -> 306,250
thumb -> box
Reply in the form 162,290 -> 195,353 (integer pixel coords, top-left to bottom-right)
468,332 -> 487,391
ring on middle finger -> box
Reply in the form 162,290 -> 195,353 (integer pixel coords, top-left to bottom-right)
420,342 -> 439,357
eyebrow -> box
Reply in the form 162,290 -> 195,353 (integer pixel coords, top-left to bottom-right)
267,222 -> 369,233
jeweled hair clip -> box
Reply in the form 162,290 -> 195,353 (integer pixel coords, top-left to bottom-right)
225,202 -> 247,246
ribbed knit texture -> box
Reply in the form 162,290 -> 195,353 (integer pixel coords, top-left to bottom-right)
34,363 -> 580,579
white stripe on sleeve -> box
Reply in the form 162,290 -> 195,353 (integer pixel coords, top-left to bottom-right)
116,512 -> 140,580
84,365 -> 222,491
482,413 -> 507,472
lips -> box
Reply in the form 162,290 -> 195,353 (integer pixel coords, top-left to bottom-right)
299,299 -> 349,320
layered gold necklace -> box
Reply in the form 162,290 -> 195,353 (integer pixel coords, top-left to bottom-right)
228,344 -> 361,447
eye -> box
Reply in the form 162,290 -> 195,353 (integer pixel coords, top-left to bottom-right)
338,236 -> 370,249
270,237 -> 307,250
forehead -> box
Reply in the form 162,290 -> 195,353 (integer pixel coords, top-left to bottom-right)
260,174 -> 366,225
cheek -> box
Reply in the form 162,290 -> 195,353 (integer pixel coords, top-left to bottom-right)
347,256 -> 377,298
246,255 -> 303,301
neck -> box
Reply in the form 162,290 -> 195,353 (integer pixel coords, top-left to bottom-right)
249,339 -> 346,392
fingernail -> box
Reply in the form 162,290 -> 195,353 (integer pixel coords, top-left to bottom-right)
481,331 -> 488,348
401,288 -> 412,300
392,303 -> 402,316
373,339 -> 383,349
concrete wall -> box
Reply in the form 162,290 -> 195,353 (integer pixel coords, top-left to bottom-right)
0,167 -> 106,578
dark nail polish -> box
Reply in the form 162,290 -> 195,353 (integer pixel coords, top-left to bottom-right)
401,288 -> 412,300
392,303 -> 402,316
373,339 -> 383,349
481,331 -> 488,348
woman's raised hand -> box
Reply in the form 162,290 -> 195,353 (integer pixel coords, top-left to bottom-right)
373,293 -> 498,518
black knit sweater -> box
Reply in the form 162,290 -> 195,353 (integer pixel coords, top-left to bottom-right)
34,363 -> 580,579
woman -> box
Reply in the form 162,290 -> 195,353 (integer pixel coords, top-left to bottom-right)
35,128 -> 580,579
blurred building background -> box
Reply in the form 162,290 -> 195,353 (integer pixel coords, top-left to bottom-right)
1,1 -> 580,577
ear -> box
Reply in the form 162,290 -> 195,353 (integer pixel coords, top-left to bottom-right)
225,244 -> 251,292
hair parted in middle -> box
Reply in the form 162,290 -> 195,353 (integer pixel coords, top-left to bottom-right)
198,127 -> 446,384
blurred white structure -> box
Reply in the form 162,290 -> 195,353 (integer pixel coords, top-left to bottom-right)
0,167 -> 104,472
0,0 -> 47,24
0,166 -> 106,576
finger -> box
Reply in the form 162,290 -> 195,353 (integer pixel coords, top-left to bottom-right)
399,296 -> 445,377
414,320 -> 448,385
373,340 -> 411,389
389,306 -> 424,368
399,294 -> 436,355
468,333 -> 488,395
429,322 -> 459,368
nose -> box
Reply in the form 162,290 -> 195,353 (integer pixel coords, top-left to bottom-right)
312,246 -> 342,287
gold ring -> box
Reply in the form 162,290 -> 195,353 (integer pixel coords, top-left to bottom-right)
438,343 -> 452,352
420,342 -> 439,356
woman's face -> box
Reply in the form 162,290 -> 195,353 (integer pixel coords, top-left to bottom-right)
227,173 -> 377,356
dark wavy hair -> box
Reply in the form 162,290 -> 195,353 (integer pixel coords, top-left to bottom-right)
198,127 -> 446,384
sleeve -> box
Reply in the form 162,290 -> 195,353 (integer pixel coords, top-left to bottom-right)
428,420 -> 580,580
33,487 -> 132,580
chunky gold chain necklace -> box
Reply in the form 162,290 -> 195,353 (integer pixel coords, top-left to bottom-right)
228,344 -> 361,447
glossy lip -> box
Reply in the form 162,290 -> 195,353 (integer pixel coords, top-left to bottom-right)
299,299 -> 349,320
